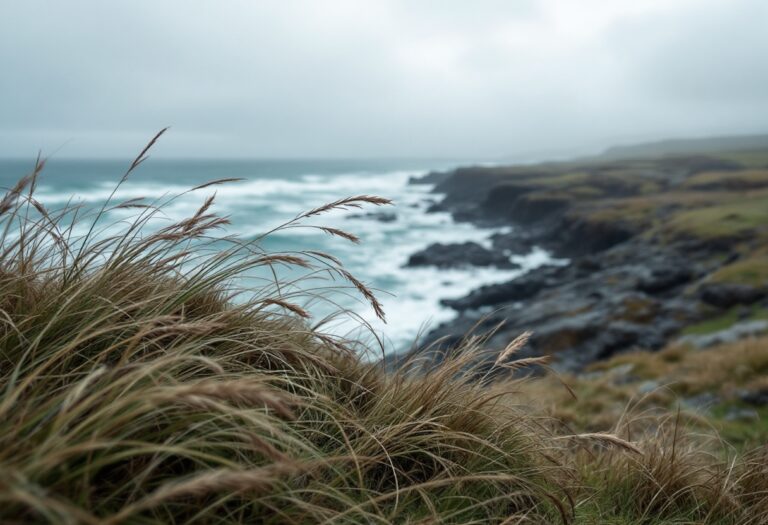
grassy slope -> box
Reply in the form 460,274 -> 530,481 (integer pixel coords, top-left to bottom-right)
0,138 -> 767,524
465,147 -> 768,306
522,335 -> 768,446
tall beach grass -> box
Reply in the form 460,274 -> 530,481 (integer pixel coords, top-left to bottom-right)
0,132 -> 766,524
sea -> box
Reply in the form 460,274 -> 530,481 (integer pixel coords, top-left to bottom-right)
0,158 -> 557,355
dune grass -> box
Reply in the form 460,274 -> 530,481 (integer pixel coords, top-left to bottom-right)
0,134 -> 767,524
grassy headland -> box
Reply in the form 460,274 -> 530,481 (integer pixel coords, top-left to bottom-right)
412,138 -> 768,377
0,134 -> 767,523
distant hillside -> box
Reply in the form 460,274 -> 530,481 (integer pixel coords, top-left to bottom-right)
602,133 -> 768,160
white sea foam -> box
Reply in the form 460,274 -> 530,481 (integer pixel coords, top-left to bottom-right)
34,167 -> 560,353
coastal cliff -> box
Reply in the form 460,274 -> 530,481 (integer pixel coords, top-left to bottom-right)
403,141 -> 768,372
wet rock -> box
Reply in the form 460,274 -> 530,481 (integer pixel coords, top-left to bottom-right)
610,363 -> 639,385
414,237 -> 712,372
676,320 -> 768,349
699,283 -> 766,308
482,184 -> 563,224
432,167 -> 506,205
637,265 -> 693,294
441,271 -> 553,310
543,216 -> 636,257
682,392 -> 721,411
615,294 -> 661,323
531,313 -> 603,354
489,230 -> 536,255
407,242 -> 519,269
593,321 -> 665,359
725,407 -> 760,421
638,380 -> 661,395
738,388 -> 768,406
737,306 -> 754,320
575,256 -> 603,274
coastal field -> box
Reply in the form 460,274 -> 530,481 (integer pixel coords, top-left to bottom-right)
0,134 -> 767,524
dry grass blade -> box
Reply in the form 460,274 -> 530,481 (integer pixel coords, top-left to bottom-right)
154,250 -> 191,268
305,250 -> 343,266
127,127 -> 169,174
113,197 -> 147,209
191,178 -> 246,191
563,433 -> 644,455
61,365 -> 109,411
30,198 -> 67,248
499,355 -> 551,371
107,463 -> 304,524
256,254 -> 312,268
339,268 -> 386,322
314,331 -> 355,356
134,319 -> 226,339
494,331 -> 533,367
171,463 -> 302,497
261,298 -> 311,319
0,174 -> 33,215
150,380 -> 296,419
195,193 -> 216,217
300,195 -> 392,218
318,226 -> 360,244
183,194 -> 217,233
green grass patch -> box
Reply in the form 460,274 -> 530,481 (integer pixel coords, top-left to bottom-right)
683,169 -> 768,190
666,195 -> 768,240
534,171 -> 592,187
682,305 -> 768,336
719,149 -> 768,168
712,404 -> 768,447
682,309 -> 742,335
710,256 -> 768,286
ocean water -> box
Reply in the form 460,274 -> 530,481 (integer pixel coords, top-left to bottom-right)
0,158 -> 556,353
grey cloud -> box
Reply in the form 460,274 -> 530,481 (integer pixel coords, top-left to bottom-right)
609,0 -> 768,102
0,0 -> 766,158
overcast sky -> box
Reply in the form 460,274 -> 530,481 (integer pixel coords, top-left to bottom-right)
1,0 -> 767,159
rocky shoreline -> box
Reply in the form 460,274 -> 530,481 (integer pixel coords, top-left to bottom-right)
398,149 -> 768,372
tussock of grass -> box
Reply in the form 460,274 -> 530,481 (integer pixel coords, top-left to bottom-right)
529,336 -> 768,448
0,134 -> 767,524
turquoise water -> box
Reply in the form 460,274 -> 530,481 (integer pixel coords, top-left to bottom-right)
0,158 -> 554,353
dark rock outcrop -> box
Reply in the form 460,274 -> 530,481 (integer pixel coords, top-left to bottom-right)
637,265 -> 694,294
398,150 -> 768,373
407,242 -> 519,269
409,171 -> 453,185
542,216 -> 636,257
699,283 -> 766,308
413,236 -> 712,372
739,388 -> 768,406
